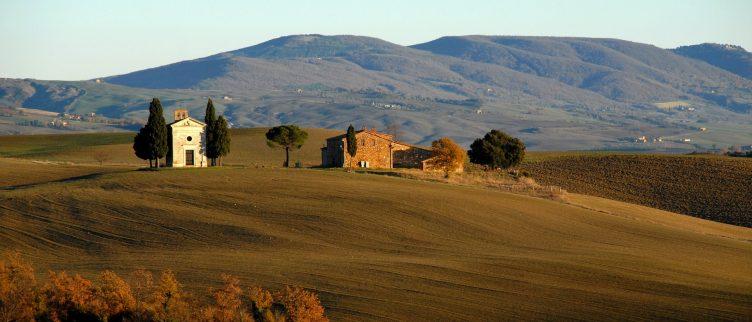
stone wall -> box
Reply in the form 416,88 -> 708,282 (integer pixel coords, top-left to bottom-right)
343,132 -> 394,168
322,138 -> 345,167
392,143 -> 432,168
321,130 -> 434,169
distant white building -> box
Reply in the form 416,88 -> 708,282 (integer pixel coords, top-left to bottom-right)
166,109 -> 207,167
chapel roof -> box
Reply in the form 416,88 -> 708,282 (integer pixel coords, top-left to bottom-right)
167,116 -> 206,127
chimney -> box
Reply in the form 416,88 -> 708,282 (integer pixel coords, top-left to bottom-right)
174,109 -> 188,121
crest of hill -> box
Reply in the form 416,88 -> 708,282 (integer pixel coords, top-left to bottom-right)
224,34 -> 407,58
411,35 -> 752,110
101,34 -> 752,112
672,43 -> 752,80
103,34 -> 429,90
3,35 -> 752,149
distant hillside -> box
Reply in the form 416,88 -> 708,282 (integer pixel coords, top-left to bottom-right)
2,35 -> 751,150
412,36 -> 752,111
673,43 -> 752,80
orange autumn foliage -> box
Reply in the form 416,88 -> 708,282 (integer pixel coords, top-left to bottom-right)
426,137 -> 467,177
275,286 -> 328,322
202,274 -> 252,322
43,271 -> 99,321
0,253 -> 329,322
0,251 -> 38,322
96,270 -> 137,319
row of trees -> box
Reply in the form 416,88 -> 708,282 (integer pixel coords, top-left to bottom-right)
0,252 -> 328,322
133,98 -> 231,168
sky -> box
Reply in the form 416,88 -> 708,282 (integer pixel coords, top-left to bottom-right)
1,0 -> 750,80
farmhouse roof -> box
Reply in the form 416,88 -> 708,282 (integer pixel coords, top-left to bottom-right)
324,129 -> 431,151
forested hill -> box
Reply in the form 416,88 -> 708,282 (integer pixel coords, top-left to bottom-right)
1,35 -> 751,150
672,43 -> 752,80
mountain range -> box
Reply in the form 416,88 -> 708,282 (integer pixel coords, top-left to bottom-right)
1,34 -> 751,150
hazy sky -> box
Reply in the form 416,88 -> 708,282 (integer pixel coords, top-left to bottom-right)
1,0 -> 750,80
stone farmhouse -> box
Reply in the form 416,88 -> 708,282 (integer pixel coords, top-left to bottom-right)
166,109 -> 208,167
321,128 -> 437,170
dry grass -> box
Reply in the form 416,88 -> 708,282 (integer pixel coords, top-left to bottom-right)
2,158 -> 749,320
525,154 -> 752,227
0,127 -> 340,167
362,165 -> 568,202
2,132 -> 752,319
653,101 -> 691,109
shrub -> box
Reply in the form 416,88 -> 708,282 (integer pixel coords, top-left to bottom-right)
249,285 -> 274,312
150,270 -> 192,321
95,270 -> 136,320
42,271 -> 99,321
249,285 -> 290,322
202,274 -> 252,322
0,251 -> 38,321
275,286 -> 328,322
425,137 -> 467,177
0,253 -> 329,322
468,130 -> 525,169
129,268 -> 155,320
92,150 -> 112,166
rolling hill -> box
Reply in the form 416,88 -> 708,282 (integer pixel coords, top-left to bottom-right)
1,156 -> 751,320
0,128 -> 339,167
1,35 -> 751,150
2,129 -> 750,228
673,43 -> 752,80
3,129 -> 752,319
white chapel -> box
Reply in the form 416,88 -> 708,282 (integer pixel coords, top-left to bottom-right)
167,109 -> 208,167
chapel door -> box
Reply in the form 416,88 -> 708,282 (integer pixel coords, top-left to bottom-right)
185,150 -> 194,166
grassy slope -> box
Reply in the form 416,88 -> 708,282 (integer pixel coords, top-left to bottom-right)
0,128 -> 339,167
524,153 -> 752,227
1,159 -> 751,320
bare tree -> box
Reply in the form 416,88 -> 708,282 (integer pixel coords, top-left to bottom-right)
92,150 -> 112,166
385,120 -> 403,141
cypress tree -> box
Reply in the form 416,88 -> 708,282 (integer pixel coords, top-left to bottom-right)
133,127 -> 151,167
214,116 -> 231,166
204,98 -> 218,166
145,98 -> 168,168
346,124 -> 357,170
